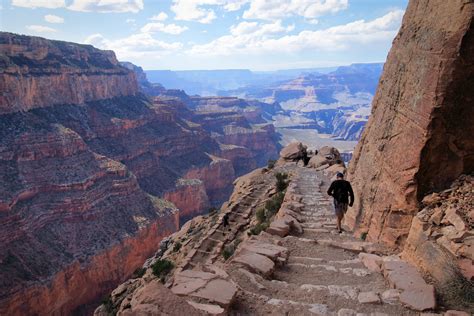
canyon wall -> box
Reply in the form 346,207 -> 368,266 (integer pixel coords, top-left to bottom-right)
0,32 -> 282,314
346,0 -> 474,246
0,32 -> 137,114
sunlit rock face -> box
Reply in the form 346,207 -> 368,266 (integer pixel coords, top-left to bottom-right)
346,0 -> 474,247
0,32 -> 138,114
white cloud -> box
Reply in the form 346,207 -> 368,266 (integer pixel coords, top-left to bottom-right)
84,32 -> 183,60
150,12 -> 168,21
44,14 -> 64,23
188,10 -> 404,56
68,0 -> 144,13
26,25 -> 58,33
126,18 -> 136,23
12,0 -> 65,9
307,19 -> 319,25
12,0 -> 144,12
243,0 -> 348,20
223,0 -> 248,11
141,22 -> 188,35
171,0 -> 249,23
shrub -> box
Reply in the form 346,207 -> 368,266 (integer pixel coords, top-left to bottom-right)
249,222 -> 269,235
222,238 -> 241,260
265,192 -> 285,215
173,241 -> 182,252
151,259 -> 174,280
222,247 -> 233,260
275,172 -> 289,192
256,207 -> 266,223
132,267 -> 146,279
360,232 -> 368,241
267,159 -> 276,169
101,295 -> 114,315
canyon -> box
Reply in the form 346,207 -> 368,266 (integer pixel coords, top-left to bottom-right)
1,0 -> 474,314
97,0 -> 473,314
0,32 -> 280,315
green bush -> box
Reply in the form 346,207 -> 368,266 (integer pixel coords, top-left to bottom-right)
256,207 -> 266,223
267,159 -> 276,169
132,267 -> 146,279
265,192 -> 285,215
173,241 -> 182,252
275,172 -> 289,192
360,232 -> 368,241
101,295 -> 115,315
249,222 -> 269,235
222,247 -> 233,260
222,238 -> 241,260
151,259 -> 174,280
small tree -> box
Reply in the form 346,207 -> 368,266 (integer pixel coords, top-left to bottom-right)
256,207 -> 266,223
151,259 -> 174,282
275,172 -> 289,192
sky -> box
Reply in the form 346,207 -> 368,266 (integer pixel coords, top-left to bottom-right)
1,0 -> 409,70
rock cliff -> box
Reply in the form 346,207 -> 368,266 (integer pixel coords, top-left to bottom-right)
0,32 -> 282,314
346,0 -> 474,247
0,32 -> 138,114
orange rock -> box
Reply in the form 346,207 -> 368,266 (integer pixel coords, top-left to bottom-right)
345,0 -> 474,247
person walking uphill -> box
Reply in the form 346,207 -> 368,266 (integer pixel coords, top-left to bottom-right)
327,172 -> 354,233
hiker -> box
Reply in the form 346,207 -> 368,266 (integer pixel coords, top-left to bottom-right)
222,213 -> 230,233
327,172 -> 354,233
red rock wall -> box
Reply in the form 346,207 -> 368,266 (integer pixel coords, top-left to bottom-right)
346,0 -> 474,247
164,180 -> 211,224
0,32 -> 138,114
184,156 -> 236,207
1,213 -> 178,316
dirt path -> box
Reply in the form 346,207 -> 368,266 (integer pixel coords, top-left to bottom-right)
229,166 -> 418,315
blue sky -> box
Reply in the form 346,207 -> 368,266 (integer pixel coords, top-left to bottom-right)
1,0 -> 408,70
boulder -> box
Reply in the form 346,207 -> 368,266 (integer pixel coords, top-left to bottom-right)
124,280 -> 205,315
399,285 -> 436,311
358,291 -> 380,304
267,219 -> 291,237
171,270 -> 237,308
308,155 -> 329,169
280,142 -> 306,160
232,252 -> 275,277
382,259 -> 436,311
381,289 -> 400,304
359,253 -> 383,273
240,241 -> 288,261
318,146 -> 341,162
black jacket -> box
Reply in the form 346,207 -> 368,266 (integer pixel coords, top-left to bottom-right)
327,179 -> 354,205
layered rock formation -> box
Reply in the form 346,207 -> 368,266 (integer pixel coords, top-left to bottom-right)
0,32 -> 282,314
0,32 -> 137,114
346,0 -> 474,247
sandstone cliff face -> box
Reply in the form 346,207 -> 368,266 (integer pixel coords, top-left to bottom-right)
346,0 -> 474,246
0,32 -> 137,114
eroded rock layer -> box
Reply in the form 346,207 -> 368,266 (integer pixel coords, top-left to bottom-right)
0,32 -> 138,114
346,0 -> 474,246
0,32 -> 282,315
